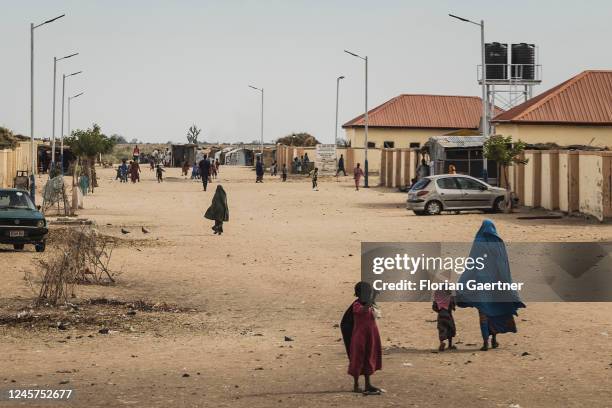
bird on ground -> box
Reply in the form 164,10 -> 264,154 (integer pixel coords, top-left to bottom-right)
121,228 -> 130,234
142,227 -> 149,234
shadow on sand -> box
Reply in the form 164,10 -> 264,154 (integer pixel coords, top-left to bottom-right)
238,389 -> 355,398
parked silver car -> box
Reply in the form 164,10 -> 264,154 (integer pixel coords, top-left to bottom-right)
406,174 -> 507,215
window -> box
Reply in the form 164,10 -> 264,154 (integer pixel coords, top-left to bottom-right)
410,178 -> 430,191
383,141 -> 395,148
436,177 -> 460,190
367,142 -> 376,148
456,177 -> 486,190
409,142 -> 421,148
0,191 -> 34,210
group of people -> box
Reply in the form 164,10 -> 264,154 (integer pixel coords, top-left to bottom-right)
335,154 -> 365,191
182,157 -> 220,182
291,153 -> 311,174
341,219 -> 525,395
116,159 -> 141,183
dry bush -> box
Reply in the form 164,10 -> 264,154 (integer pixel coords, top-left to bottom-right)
27,226 -> 119,306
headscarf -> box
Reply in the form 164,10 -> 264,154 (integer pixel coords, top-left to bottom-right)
456,219 -> 525,316
204,185 -> 229,222
433,289 -> 452,310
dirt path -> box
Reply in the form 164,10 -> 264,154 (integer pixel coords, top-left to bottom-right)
1,166 -> 611,407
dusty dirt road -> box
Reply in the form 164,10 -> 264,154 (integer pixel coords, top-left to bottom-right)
1,166 -> 611,408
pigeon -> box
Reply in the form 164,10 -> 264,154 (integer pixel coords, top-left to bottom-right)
121,228 -> 130,234
141,227 -> 149,234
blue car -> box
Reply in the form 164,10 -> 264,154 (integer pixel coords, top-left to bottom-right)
0,189 -> 48,252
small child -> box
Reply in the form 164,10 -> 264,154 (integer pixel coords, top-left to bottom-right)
281,164 -> 287,182
310,167 -> 318,191
156,164 -> 165,183
340,282 -> 383,395
432,289 -> 457,351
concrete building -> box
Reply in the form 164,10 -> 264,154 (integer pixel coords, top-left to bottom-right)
342,94 -> 495,149
493,70 -> 612,147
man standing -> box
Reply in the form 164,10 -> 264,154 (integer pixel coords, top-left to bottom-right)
199,154 -> 211,191
133,145 -> 140,163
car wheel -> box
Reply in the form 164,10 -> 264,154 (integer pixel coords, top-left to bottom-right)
413,210 -> 426,216
35,243 -> 46,253
425,200 -> 442,215
493,197 -> 505,213
13,244 -> 25,250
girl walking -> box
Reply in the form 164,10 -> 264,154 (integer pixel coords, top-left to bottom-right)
432,289 -> 456,351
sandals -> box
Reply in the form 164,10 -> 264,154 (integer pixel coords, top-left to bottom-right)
363,386 -> 385,396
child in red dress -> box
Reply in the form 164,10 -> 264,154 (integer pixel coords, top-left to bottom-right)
340,282 -> 382,394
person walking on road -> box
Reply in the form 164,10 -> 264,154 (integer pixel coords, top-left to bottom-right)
281,163 -> 288,182
155,164 -> 165,183
310,167 -> 319,191
255,157 -> 264,183
199,155 -> 211,191
205,185 -> 229,235
354,163 -> 364,191
337,154 -> 347,176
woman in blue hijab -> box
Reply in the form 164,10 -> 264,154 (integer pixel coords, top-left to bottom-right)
457,219 -> 526,351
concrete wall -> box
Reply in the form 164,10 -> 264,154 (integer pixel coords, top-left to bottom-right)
379,148 -> 419,188
275,144 -> 383,174
495,123 -> 612,148
578,153 -> 604,220
344,127 -> 461,149
372,146 -> 612,221
558,153 -> 569,212
515,150 -> 612,221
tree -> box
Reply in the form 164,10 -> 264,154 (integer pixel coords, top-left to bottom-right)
483,135 -> 528,212
110,134 -> 128,144
65,124 -> 116,193
275,132 -> 319,146
336,137 -> 351,147
187,124 -> 201,144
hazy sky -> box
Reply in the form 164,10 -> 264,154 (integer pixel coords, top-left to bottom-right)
1,0 -> 611,144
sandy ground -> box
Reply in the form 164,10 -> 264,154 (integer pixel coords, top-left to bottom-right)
1,166 -> 611,408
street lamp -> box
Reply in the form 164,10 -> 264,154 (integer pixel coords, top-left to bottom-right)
30,13 -> 65,203
52,52 -> 78,168
335,76 -> 345,146
248,85 -> 264,159
61,71 -> 83,172
449,13 -> 489,181
68,92 -> 84,137
344,49 -> 369,187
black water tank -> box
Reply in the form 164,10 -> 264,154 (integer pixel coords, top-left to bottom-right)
511,43 -> 535,80
485,42 -> 508,80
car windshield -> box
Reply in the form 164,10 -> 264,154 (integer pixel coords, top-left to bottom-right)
410,178 -> 430,191
0,191 -> 35,210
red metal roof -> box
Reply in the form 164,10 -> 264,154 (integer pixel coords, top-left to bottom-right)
342,94 -> 496,130
493,70 -> 612,125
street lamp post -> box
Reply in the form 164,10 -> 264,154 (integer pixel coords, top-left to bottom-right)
30,13 -> 65,203
344,50 -> 369,187
335,76 -> 345,146
248,85 -> 264,159
61,71 -> 83,173
52,52 -> 78,169
68,92 -> 84,137
449,13 -> 488,181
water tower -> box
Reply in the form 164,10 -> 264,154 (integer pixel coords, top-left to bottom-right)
481,42 -> 542,129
